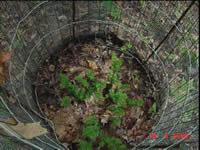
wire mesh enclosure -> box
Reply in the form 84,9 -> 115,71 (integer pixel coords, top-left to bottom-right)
0,1 -> 199,150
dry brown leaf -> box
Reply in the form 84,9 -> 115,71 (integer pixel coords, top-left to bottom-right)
102,59 -> 112,74
87,60 -> 98,70
0,121 -> 48,139
2,118 -> 17,125
0,50 -> 12,83
55,124 -> 66,141
0,50 -> 12,63
52,106 -> 80,142
11,122 -> 48,139
82,44 -> 95,53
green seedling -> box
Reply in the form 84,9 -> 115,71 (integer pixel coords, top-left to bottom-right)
134,75 -> 139,81
60,96 -> 71,106
127,98 -> 144,107
149,103 -> 156,113
100,134 -> 126,150
82,115 -> 100,140
80,115 -> 126,150
60,51 -> 151,149
121,43 -> 133,51
103,0 -> 121,21
79,140 -> 93,150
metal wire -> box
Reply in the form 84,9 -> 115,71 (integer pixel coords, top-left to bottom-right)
0,1 -> 199,150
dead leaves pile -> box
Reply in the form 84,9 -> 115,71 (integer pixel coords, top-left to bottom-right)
52,106 -> 81,142
34,36 -> 157,146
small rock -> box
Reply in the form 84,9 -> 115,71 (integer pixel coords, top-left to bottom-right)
62,143 -> 69,149
102,46 -> 106,50
101,114 -> 109,125
122,135 -> 128,141
49,64 -> 55,72
31,33 -> 37,40
87,60 -> 98,70
58,15 -> 67,20
8,96 -> 16,104
108,50 -> 112,56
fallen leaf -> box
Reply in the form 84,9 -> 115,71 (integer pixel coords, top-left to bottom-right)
0,50 -> 12,63
2,118 -> 17,125
82,44 -> 95,53
55,124 -> 66,141
0,50 -> 12,83
12,122 -> 48,139
101,114 -> 110,125
87,60 -> 98,70
102,59 -> 112,74
52,106 -> 80,142
0,121 -> 48,139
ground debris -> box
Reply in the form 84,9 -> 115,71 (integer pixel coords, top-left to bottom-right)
34,34 -> 157,148
53,106 -> 81,142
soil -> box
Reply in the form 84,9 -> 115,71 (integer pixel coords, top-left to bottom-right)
33,33 -> 158,150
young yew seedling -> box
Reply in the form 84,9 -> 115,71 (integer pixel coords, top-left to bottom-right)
60,70 -> 106,105
82,115 -> 100,140
79,115 -> 126,150
149,103 -> 156,113
100,134 -> 126,150
126,98 -> 144,107
60,51 -> 145,150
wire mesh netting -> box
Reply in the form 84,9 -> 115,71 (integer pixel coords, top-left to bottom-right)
0,1 -> 199,150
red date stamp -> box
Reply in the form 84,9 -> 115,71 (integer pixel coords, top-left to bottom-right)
149,132 -> 188,139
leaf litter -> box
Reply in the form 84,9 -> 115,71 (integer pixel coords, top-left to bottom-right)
33,33 -> 159,149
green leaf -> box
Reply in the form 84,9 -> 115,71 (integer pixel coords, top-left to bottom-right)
60,96 -> 71,106
134,75 -> 139,81
103,0 -> 116,11
101,135 -> 126,150
82,125 -> 99,140
103,0 -> 120,21
78,88 -> 86,100
99,140 -> 106,147
111,52 -> 122,73
110,117 -> 121,126
140,0 -> 145,8
127,43 -> 132,49
108,69 -> 114,81
95,90 -> 103,99
59,73 -> 69,88
109,105 -> 125,116
108,89 -> 127,105
86,70 -> 95,81
85,87 -> 95,99
179,47 -> 187,54
121,45 -> 127,51
119,144 -> 127,150
83,116 -> 98,126
127,98 -> 144,107
175,10 -> 179,17
95,80 -> 106,89
149,103 -> 156,113
120,84 -> 130,90
75,75 -> 89,88
78,140 -> 92,150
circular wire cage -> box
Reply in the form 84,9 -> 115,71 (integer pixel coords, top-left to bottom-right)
0,1 -> 199,150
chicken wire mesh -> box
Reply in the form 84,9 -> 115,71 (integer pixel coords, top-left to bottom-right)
0,1 -> 199,150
